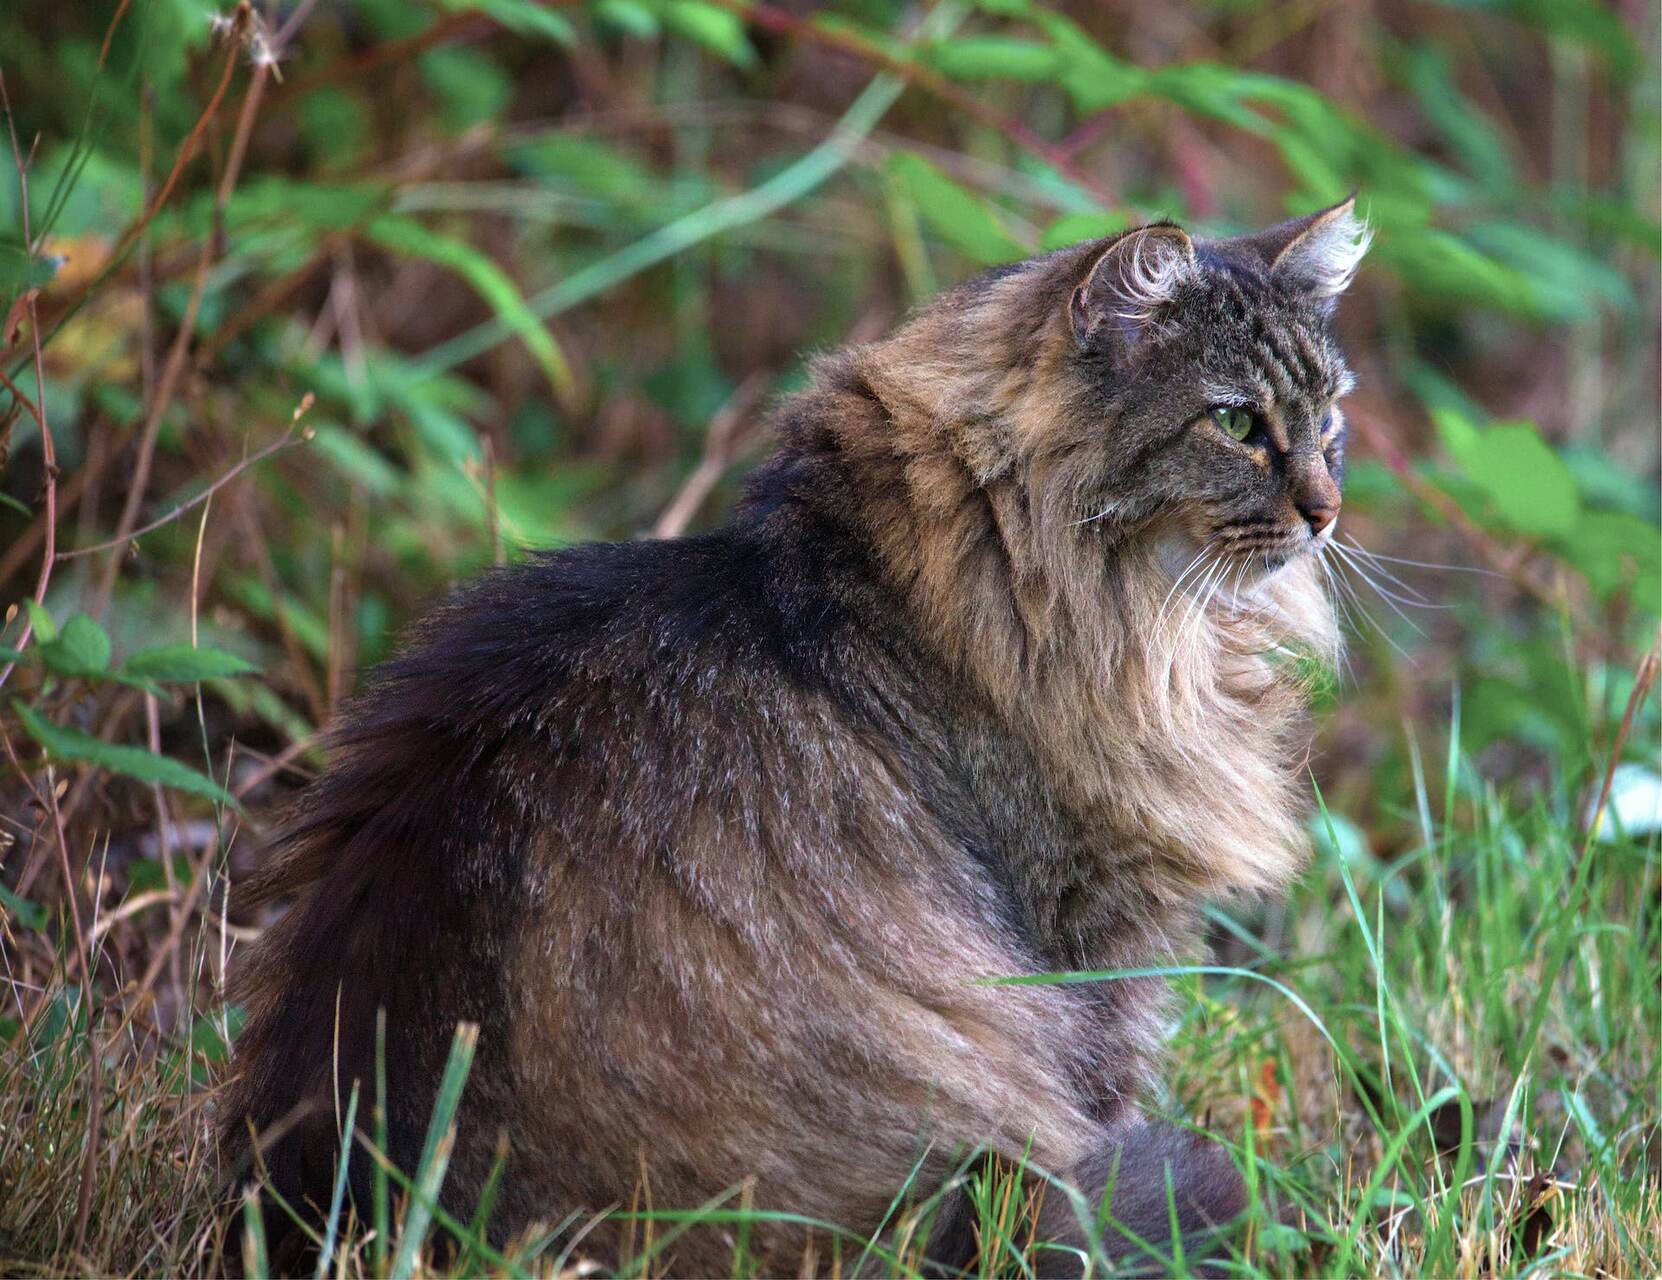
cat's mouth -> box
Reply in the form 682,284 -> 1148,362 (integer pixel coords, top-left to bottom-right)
1214,517 -> 1336,575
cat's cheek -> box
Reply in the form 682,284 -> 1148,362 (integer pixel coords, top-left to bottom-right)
1151,526 -> 1206,580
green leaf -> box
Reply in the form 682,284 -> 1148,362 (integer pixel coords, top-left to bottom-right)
12,700 -> 239,808
924,36 -> 1061,83
0,242 -> 61,309
660,1 -> 757,67
1027,11 -> 1147,111
0,881 -> 48,931
309,423 -> 403,498
364,215 -> 575,403
1457,421 -> 1581,538
887,153 -> 1025,266
442,0 -> 576,44
592,0 -> 660,38
36,613 -> 111,678
1431,406 -> 1482,463
24,599 -> 56,643
1040,211 -> 1125,252
391,1024 -> 480,1278
1558,511 -> 1661,615
190,1005 -> 248,1065
505,134 -> 659,204
226,178 -> 389,234
419,45 -> 514,132
123,644 -> 261,683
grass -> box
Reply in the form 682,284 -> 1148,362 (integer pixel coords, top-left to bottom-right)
2,665 -> 1656,1276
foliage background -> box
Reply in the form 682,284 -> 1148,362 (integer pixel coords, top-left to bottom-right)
0,0 -> 1657,1275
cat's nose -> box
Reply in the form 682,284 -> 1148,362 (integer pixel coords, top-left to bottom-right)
1291,455 -> 1341,535
1299,501 -> 1339,535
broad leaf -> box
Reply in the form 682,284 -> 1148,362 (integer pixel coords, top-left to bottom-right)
364,215 -> 574,403
660,1 -> 757,67
12,701 -> 239,808
1459,421 -> 1581,539
0,882 -> 48,931
888,154 -> 1025,265
925,36 -> 1060,83
36,613 -> 111,678
442,0 -> 576,44
123,644 -> 261,683
23,599 -> 55,642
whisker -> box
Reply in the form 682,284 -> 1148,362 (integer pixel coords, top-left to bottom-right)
1322,547 -> 1397,650
1156,548 -> 1214,629
1173,556 -> 1227,660
1329,551 -> 1422,648
1071,497 -> 1125,527
1332,537 -> 1438,605
1337,535 -> 1498,578
1330,544 -> 1453,613
1329,544 -> 1438,631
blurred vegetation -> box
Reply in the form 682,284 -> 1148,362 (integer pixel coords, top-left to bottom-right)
0,0 -> 1657,1275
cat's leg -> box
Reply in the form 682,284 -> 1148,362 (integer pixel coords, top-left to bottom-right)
921,1120 -> 1245,1278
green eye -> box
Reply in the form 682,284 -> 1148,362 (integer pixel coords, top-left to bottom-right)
1210,405 -> 1256,442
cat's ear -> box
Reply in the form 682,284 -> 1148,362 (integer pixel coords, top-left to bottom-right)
1070,224 -> 1196,350
1238,196 -> 1371,308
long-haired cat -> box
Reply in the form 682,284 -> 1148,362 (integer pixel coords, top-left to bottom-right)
223,197 -> 1369,1273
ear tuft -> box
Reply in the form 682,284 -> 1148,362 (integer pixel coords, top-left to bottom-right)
1071,224 -> 1196,349
1263,197 -> 1372,303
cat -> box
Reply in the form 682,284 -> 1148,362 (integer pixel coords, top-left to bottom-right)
222,197 -> 1368,1274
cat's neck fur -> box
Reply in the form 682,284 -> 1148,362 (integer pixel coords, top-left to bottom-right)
783,251 -> 1338,901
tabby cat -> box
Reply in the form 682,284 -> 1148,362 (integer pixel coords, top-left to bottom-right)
223,197 -> 1369,1274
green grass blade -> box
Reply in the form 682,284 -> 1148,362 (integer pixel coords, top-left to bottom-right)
316,1082 -> 360,1280
388,1022 -> 479,1278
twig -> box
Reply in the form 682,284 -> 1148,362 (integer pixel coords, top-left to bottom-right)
43,6 -> 251,342
48,762 -> 102,1259
266,11 -> 489,109
56,395 -> 313,562
1582,634 -> 1661,853
96,0 -> 136,70
653,373 -> 770,538
92,31 -> 272,614
0,70 -> 57,696
231,735 -> 317,799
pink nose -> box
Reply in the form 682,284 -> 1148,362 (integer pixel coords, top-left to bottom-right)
1300,503 -> 1339,535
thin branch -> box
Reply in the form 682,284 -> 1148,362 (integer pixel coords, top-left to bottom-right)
92,28 -> 273,614
56,395 -> 313,562
44,6 -> 252,338
0,68 -> 57,696
653,373 -> 770,538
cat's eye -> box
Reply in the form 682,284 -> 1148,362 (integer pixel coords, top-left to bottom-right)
1210,405 -> 1257,442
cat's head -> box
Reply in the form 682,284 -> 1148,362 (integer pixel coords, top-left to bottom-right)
1052,198 -> 1369,579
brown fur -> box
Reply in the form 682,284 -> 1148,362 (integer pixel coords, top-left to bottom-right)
222,201 -> 1364,1273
